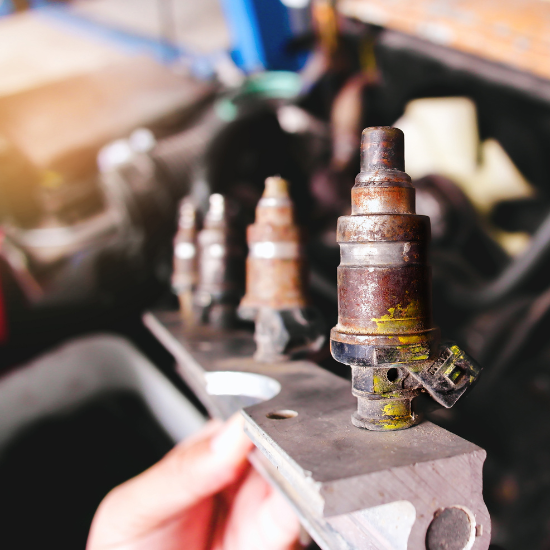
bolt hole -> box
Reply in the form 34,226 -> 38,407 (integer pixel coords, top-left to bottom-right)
266,409 -> 298,420
387,368 -> 399,382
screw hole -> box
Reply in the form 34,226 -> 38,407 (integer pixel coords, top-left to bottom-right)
266,409 -> 298,420
387,368 -> 399,382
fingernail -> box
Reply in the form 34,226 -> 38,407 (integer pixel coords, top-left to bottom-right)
210,414 -> 250,457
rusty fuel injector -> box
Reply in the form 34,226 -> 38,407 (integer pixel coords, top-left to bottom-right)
330,127 -> 481,431
239,176 -> 325,361
172,198 -> 198,321
194,194 -> 245,327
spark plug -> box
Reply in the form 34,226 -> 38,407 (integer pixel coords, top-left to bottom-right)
239,176 -> 325,361
330,127 -> 481,430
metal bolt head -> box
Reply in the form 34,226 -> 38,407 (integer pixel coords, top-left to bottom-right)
426,507 -> 475,550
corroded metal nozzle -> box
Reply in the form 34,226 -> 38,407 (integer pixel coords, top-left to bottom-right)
172,198 -> 198,319
239,176 -> 306,314
194,194 -> 245,327
330,127 -> 481,431
360,126 -> 405,172
239,176 -> 324,362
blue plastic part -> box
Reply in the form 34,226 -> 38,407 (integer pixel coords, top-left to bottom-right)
32,4 -> 221,77
29,0 -> 54,6
0,0 -> 14,17
35,5 -> 183,63
220,0 -> 307,73
220,0 -> 264,72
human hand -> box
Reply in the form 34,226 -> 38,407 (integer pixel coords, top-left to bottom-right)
87,414 -> 302,550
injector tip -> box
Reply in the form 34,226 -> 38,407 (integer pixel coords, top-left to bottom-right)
205,193 -> 226,225
178,199 -> 197,229
209,193 -> 225,211
361,126 -> 405,173
263,176 -> 290,198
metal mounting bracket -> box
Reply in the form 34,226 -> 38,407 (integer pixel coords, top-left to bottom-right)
144,311 -> 491,550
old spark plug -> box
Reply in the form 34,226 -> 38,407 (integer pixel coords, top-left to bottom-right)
330,127 -> 481,431
172,198 -> 198,321
239,176 -> 325,361
194,194 -> 244,327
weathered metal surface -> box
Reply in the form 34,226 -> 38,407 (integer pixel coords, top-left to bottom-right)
378,29 -> 550,105
239,176 -> 306,312
238,177 -> 325,362
144,310 -> 491,550
338,0 -> 550,83
330,127 -> 481,431
0,50 -> 214,173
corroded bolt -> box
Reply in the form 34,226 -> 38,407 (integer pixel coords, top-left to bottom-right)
330,127 -> 481,431
239,176 -> 324,362
172,198 -> 198,320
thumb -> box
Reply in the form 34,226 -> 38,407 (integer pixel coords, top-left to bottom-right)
88,414 -> 253,548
